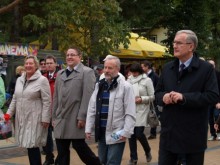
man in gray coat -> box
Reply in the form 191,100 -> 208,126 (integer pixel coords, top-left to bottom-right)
52,46 -> 101,165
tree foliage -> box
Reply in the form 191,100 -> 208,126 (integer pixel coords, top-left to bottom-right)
22,0 -> 129,60
1,0 -> 220,61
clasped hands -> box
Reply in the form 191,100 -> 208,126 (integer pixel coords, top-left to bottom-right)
163,91 -> 183,105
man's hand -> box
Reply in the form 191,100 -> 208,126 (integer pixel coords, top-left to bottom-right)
77,120 -> 85,129
119,136 -> 126,141
163,93 -> 173,105
86,133 -> 91,140
216,103 -> 220,109
170,91 -> 183,103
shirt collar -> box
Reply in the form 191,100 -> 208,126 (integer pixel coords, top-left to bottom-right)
179,56 -> 193,68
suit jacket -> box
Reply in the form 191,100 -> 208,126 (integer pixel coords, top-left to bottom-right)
53,63 -> 96,139
155,55 -> 219,153
148,70 -> 159,88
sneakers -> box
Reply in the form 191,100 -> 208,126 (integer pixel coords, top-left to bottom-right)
127,159 -> 137,165
146,152 -> 152,162
208,136 -> 216,141
148,135 -> 156,140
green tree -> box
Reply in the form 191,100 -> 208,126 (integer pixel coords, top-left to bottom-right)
23,0 -> 129,62
119,0 -> 211,56
206,0 -> 220,60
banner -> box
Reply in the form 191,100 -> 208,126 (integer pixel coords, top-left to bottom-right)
0,43 -> 39,56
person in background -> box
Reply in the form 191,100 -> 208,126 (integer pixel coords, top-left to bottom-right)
42,55 -> 59,165
5,56 -> 51,165
40,59 -> 47,74
155,30 -> 219,165
0,76 -> 5,109
7,66 -> 25,96
95,64 -> 104,81
86,55 -> 136,165
207,60 -> 220,141
52,46 -> 101,165
141,60 -> 159,140
127,63 -> 154,164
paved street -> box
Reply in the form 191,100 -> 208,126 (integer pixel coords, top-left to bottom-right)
0,126 -> 220,165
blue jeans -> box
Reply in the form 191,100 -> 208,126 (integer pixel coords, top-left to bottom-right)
128,126 -> 151,160
98,129 -> 125,165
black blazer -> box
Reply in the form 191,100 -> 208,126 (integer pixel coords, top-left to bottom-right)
155,55 -> 219,153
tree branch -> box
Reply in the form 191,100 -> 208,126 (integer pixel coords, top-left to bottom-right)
0,0 -> 22,14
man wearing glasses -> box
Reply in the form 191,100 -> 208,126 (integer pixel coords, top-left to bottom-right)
52,46 -> 101,165
155,30 -> 219,165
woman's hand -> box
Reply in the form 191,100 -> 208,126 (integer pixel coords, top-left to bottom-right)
135,96 -> 142,104
41,122 -> 49,128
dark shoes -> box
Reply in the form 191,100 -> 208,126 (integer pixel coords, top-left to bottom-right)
127,159 -> 137,165
148,135 -> 156,140
43,159 -> 55,165
41,150 -> 46,155
146,152 -> 152,162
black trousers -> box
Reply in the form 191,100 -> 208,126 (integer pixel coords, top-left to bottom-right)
27,147 -> 42,165
158,148 -> 204,165
55,139 -> 101,165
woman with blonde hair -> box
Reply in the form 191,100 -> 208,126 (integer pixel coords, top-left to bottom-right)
4,56 -> 51,165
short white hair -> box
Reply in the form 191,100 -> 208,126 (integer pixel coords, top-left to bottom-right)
103,55 -> 121,69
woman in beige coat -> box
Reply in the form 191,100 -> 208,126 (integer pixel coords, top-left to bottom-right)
6,56 -> 51,165
127,63 -> 155,165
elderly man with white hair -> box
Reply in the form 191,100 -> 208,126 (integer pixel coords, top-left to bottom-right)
86,55 -> 136,165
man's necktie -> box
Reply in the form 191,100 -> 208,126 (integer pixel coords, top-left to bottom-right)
179,63 -> 185,78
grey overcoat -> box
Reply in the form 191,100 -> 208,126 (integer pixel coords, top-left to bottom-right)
53,63 -> 95,139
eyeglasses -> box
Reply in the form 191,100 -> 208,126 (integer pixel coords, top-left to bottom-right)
66,53 -> 79,57
172,41 -> 192,46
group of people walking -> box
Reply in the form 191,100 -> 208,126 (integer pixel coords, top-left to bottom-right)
2,29 -> 220,165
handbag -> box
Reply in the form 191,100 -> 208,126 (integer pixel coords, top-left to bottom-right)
147,100 -> 159,128
0,110 -> 12,140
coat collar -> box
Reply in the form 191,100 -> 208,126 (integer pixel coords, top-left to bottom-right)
128,74 -> 147,84
61,63 -> 84,81
170,54 -> 200,73
21,70 -> 42,83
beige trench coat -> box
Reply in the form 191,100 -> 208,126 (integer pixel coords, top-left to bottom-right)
53,63 -> 95,139
7,70 -> 51,148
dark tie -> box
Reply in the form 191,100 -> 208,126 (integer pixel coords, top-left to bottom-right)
66,69 -> 74,77
49,74 -> 52,79
179,63 -> 185,77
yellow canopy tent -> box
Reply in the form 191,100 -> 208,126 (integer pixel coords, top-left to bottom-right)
110,33 -> 171,58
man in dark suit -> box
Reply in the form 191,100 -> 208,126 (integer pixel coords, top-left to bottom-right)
141,60 -> 159,140
155,30 -> 219,165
